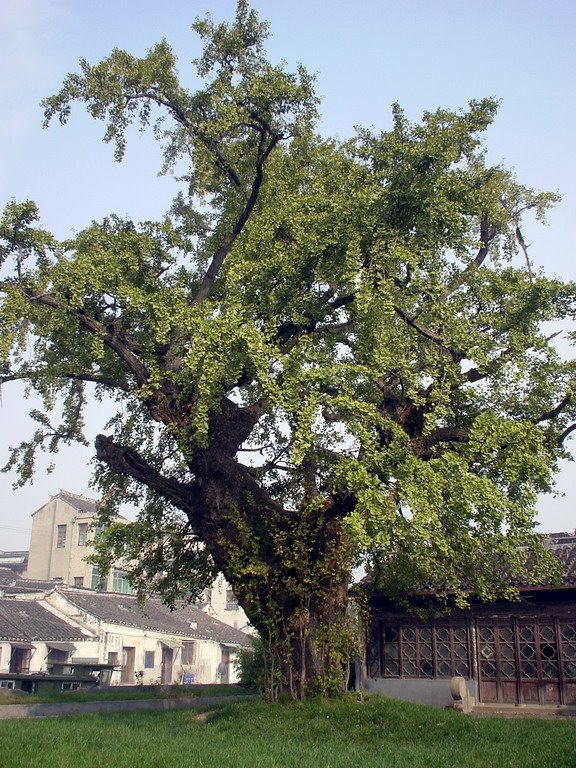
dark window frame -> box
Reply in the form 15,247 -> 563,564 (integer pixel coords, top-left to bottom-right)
182,642 -> 196,666
56,525 -> 67,548
368,619 -> 471,680
77,523 -> 89,546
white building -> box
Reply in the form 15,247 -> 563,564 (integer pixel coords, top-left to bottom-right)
0,596 -> 92,683
24,489 -> 129,592
0,586 -> 251,687
46,587 -> 250,685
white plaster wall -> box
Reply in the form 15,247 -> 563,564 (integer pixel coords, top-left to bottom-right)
25,496 -> 127,589
228,650 -> 240,684
205,574 -> 251,633
0,642 -> 10,672
25,499 -> 58,580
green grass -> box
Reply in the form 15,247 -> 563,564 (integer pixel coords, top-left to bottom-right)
1,696 -> 575,768
0,683 -> 253,705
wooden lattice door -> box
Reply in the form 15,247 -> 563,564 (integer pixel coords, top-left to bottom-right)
477,620 -> 562,705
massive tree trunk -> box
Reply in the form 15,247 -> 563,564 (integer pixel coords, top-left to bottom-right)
221,518 -> 355,700
190,446 -> 357,699
256,582 -> 353,700
191,413 -> 352,697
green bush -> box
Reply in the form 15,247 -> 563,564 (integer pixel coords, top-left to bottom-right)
234,637 -> 265,691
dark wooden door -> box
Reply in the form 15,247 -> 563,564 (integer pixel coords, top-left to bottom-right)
161,647 -> 173,684
121,646 -> 135,684
517,622 -> 560,704
477,620 -> 563,705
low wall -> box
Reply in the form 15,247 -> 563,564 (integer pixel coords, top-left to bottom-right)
0,694 -> 256,720
364,677 -> 475,709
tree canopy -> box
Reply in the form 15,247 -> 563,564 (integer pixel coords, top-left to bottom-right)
1,1 -> 575,697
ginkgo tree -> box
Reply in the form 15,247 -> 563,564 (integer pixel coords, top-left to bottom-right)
1,1 -> 575,698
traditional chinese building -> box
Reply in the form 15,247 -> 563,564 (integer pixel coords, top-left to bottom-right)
365,532 -> 576,709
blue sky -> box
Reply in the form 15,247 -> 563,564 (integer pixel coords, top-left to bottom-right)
1,0 -> 575,548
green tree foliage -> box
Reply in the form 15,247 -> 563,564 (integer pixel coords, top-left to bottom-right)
1,2 -> 575,697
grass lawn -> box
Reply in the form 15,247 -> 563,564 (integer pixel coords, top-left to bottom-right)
1,696 -> 575,768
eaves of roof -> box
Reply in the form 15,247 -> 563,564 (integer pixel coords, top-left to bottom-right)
59,591 -> 251,648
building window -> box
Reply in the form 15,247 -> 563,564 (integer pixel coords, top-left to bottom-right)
181,642 -> 197,666
225,589 -> 238,611
48,648 -> 69,665
144,651 -> 155,669
56,525 -> 67,548
61,681 -> 82,692
560,624 -> 576,680
368,621 -> 470,680
73,576 -> 84,588
91,568 -> 105,591
112,570 -> 133,595
107,651 -> 119,666
77,523 -> 89,546
9,648 -> 31,674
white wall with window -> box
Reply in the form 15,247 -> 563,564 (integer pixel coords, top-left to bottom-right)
202,574 -> 251,633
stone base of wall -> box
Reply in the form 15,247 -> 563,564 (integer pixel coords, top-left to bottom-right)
364,677 -> 476,709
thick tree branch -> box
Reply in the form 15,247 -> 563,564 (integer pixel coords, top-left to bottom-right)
126,89 -> 190,128
460,344 -> 517,384
411,426 -> 469,458
276,294 -> 356,347
476,214 -> 497,268
0,369 -> 131,392
394,305 -> 464,361
17,286 -> 150,385
516,225 -> 534,281
95,434 -> 202,519
196,129 -> 244,190
68,372 -> 131,391
559,423 -> 576,445
534,393 -> 572,424
444,214 -> 498,297
118,87 -> 246,191
191,133 -> 280,306
207,397 -> 265,458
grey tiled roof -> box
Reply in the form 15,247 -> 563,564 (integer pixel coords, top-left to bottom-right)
0,567 -> 18,586
55,489 -> 98,515
0,599 -> 88,642
61,590 -> 252,648
539,532 -> 576,587
3,579 -> 60,595
42,489 -> 128,520
0,552 -> 28,574
30,489 -> 128,522
0,551 -> 28,564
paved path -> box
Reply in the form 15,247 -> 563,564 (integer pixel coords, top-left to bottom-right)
472,704 -> 576,719
0,694 -> 256,720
